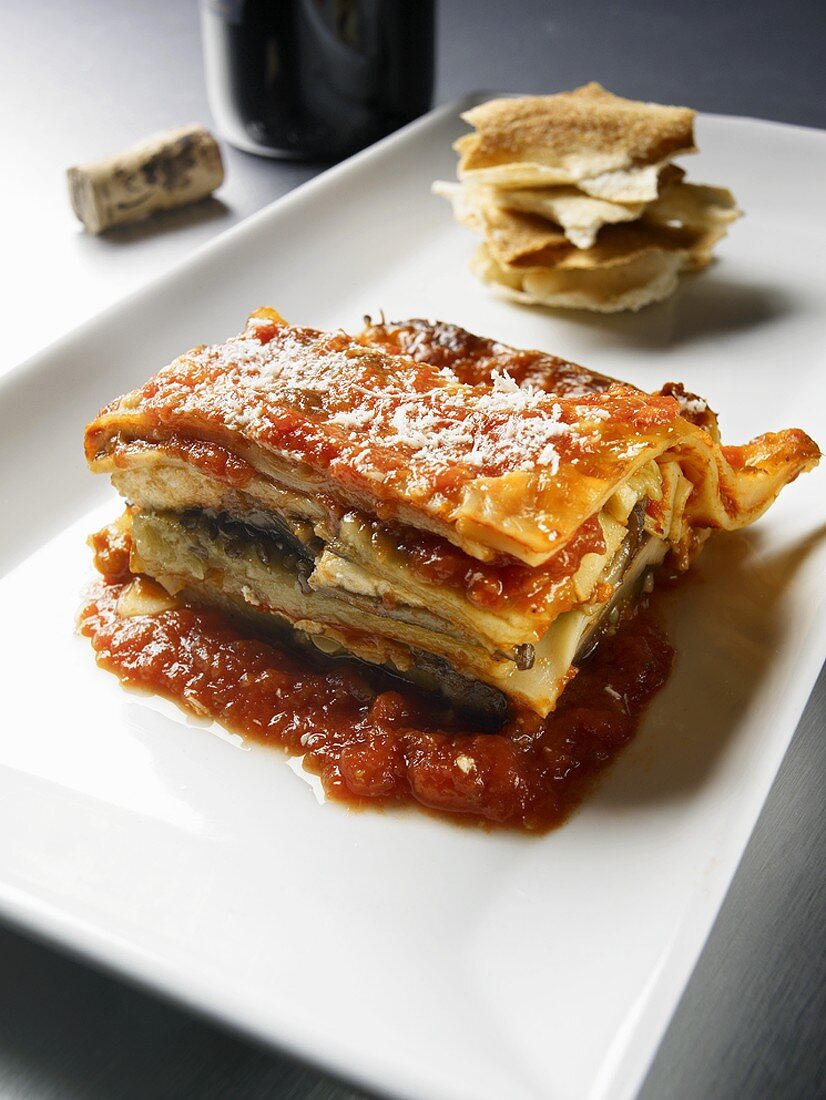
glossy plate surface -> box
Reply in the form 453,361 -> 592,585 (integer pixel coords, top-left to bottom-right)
1,98 -> 824,1100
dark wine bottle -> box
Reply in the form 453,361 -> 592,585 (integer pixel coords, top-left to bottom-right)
200,0 -> 435,161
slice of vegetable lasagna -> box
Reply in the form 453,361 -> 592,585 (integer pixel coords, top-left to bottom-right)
84,308 -> 819,722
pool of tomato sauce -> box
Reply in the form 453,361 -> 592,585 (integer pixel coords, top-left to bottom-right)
80,542 -> 673,832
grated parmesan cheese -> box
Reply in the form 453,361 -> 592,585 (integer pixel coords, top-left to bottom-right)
130,318 -> 682,508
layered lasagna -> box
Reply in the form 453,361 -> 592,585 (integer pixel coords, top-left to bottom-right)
84,309 -> 819,723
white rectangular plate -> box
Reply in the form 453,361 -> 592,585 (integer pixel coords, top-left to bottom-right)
1,98 -> 824,1100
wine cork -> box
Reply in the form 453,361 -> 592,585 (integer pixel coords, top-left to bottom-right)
67,124 -> 225,234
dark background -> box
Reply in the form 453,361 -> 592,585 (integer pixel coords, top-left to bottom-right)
1,2 -> 824,1098
6,0 -> 826,129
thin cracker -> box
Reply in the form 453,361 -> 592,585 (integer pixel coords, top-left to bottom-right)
471,243 -> 686,313
457,84 -> 696,185
453,194 -> 724,270
438,165 -> 687,251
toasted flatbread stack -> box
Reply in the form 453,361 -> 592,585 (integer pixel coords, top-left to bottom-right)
434,84 -> 741,312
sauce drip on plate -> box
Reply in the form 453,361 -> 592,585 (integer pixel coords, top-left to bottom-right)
80,565 -> 672,832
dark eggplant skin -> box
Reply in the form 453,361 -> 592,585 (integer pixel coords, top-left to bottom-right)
174,508 -> 511,727
180,507 -> 318,564
168,501 -> 657,729
401,649 -> 510,730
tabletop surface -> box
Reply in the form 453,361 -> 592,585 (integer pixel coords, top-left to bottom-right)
2,2 -> 824,1098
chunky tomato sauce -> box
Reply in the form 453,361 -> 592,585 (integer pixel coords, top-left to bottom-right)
80,568 -> 673,832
